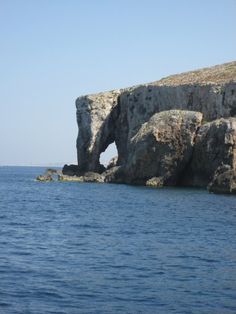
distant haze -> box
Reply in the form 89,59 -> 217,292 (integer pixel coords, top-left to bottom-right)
0,0 -> 235,166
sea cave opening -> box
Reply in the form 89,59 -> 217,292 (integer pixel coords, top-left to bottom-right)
99,142 -> 118,168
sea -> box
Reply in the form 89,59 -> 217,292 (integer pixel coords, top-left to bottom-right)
0,166 -> 236,314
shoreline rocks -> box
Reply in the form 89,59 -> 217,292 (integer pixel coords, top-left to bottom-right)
37,169 -> 105,183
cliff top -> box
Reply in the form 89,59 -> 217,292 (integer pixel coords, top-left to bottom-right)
77,61 -> 236,100
152,61 -> 236,87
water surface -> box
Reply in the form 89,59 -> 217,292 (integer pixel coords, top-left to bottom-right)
0,166 -> 236,313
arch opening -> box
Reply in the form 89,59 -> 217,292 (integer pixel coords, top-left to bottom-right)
99,142 -> 118,168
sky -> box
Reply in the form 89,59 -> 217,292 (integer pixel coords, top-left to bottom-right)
0,0 -> 235,166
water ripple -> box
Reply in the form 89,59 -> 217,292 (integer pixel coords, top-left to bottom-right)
0,167 -> 236,313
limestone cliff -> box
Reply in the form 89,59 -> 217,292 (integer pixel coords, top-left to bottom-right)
182,118 -> 236,187
73,61 -> 236,193
123,110 -> 203,185
76,90 -> 121,173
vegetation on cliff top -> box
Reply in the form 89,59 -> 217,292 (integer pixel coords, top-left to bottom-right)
153,61 -> 236,86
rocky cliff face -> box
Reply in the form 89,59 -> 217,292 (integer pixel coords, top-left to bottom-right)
123,110 -> 203,185
74,61 -> 236,192
76,90 -> 121,173
182,118 -> 236,187
117,81 -> 236,164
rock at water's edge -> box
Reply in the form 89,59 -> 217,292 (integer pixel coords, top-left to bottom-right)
36,175 -> 53,182
57,61 -> 236,193
182,118 -> 236,186
208,165 -> 236,194
124,110 -> 203,185
62,164 -> 80,176
59,172 -> 104,183
75,62 -> 236,174
146,177 -> 164,187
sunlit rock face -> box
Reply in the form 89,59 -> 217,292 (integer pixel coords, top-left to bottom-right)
123,110 -> 203,185
75,61 -> 236,190
76,90 -> 121,173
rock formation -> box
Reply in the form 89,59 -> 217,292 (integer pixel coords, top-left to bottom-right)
36,168 -> 105,183
70,61 -> 236,193
59,172 -> 104,183
36,168 -> 62,182
208,165 -> 236,194
106,156 -> 118,170
182,117 -> 236,186
76,90 -> 121,173
122,110 -> 203,185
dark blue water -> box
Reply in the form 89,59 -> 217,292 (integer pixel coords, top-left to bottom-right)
0,167 -> 236,314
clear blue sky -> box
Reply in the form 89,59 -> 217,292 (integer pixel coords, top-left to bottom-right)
0,0 -> 235,166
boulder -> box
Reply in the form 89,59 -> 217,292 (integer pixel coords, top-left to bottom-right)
62,164 -> 80,176
146,177 -> 164,187
124,110 -> 202,185
83,172 -> 104,183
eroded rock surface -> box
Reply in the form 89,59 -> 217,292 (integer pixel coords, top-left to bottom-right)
182,118 -> 236,186
146,177 -> 164,187
76,62 -> 236,172
106,156 -> 118,170
76,90 -> 121,173
59,172 -> 104,183
208,165 -> 236,194
62,164 -> 80,176
123,110 -> 202,185
36,168 -> 61,182
36,175 -> 53,182
72,61 -> 236,193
